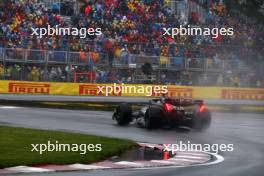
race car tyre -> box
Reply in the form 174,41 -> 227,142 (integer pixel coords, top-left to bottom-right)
144,107 -> 162,130
113,104 -> 132,126
192,109 -> 211,131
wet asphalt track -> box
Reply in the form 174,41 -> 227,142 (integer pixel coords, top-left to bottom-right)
1,94 -> 264,105
0,106 -> 264,176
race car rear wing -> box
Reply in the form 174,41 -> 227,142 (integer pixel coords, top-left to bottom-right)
149,98 -> 204,106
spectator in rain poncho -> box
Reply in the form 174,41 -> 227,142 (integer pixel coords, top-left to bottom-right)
49,67 -> 58,82
52,3 -> 60,14
30,66 -> 40,81
40,68 -> 49,81
0,64 -> 4,79
231,75 -> 240,87
5,66 -> 12,80
120,45 -> 130,64
11,64 -> 21,80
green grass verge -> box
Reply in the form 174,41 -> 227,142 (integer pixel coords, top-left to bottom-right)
0,126 -> 136,168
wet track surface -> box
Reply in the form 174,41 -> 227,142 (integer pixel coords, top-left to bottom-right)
0,107 -> 264,176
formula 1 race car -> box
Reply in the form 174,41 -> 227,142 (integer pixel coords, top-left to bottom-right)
112,97 -> 211,130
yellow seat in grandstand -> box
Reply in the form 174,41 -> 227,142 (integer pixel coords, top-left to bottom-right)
0,64 -> 4,79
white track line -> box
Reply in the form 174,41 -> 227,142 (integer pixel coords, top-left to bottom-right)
150,160 -> 177,165
0,106 -> 19,109
69,164 -> 109,170
169,158 -> 199,163
6,166 -> 54,173
173,155 -> 208,160
175,152 -> 209,156
115,161 -> 144,167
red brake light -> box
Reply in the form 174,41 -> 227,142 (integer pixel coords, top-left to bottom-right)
199,104 -> 206,113
164,103 -> 174,112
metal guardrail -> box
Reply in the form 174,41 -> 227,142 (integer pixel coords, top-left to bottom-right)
26,49 -> 45,63
5,48 -> 25,62
68,52 -> 87,65
47,50 -> 67,63
0,48 -> 108,67
0,47 -> 260,86
0,48 -> 251,72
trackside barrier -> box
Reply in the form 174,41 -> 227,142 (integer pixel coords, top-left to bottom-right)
0,81 -> 263,101
26,49 -> 45,63
0,48 -> 254,72
47,50 -> 67,63
5,48 -> 25,62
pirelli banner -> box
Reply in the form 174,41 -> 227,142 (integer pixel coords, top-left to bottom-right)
0,81 -> 264,101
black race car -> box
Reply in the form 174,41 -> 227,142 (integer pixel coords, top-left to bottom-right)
112,97 -> 211,130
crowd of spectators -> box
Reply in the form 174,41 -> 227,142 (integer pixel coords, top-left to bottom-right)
1,0 -> 263,50
0,0 -> 264,51
0,0 -> 263,87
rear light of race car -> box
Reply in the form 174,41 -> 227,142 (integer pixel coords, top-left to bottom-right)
199,104 -> 206,113
164,103 -> 174,112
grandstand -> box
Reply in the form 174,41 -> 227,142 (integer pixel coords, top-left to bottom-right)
0,0 -> 263,87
